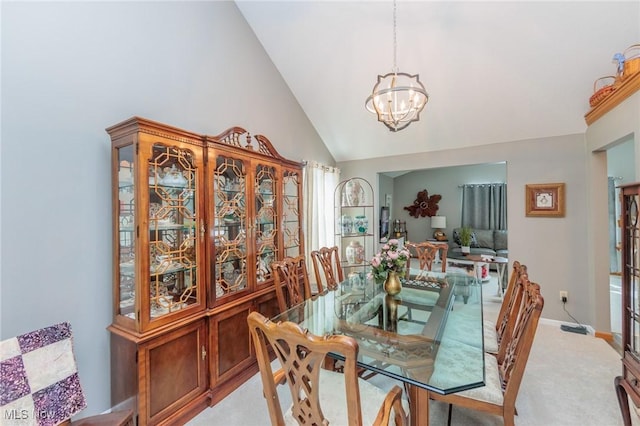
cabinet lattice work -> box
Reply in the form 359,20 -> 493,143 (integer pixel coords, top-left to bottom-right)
107,117 -> 303,425
616,182 -> 640,426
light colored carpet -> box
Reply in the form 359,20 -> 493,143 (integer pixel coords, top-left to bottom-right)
188,274 -> 636,426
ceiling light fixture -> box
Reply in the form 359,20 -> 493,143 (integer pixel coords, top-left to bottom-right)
365,0 -> 428,132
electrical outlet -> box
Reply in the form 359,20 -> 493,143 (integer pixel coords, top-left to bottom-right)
560,291 -> 568,302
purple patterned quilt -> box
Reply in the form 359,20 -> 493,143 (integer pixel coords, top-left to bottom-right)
1,322 -> 87,425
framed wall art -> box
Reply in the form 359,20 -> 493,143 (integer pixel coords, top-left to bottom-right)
525,183 -> 565,217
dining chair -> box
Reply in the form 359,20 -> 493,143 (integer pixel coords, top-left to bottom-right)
405,241 -> 447,277
310,245 -> 344,292
271,254 -> 313,313
247,311 -> 409,425
483,261 -> 528,355
430,277 -> 544,426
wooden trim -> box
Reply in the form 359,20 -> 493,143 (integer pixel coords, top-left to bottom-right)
585,72 -> 640,125
595,331 -> 614,342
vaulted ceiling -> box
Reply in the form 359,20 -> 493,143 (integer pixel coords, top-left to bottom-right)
236,1 -> 639,162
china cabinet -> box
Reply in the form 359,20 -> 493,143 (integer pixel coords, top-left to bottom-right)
335,178 -> 374,282
616,182 -> 640,425
107,117 -> 303,425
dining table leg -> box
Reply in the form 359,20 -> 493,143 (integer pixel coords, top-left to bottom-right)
407,385 -> 429,426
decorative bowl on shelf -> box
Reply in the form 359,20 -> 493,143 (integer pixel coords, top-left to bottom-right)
159,165 -> 188,187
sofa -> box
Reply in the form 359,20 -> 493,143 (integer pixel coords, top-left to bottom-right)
448,227 -> 508,261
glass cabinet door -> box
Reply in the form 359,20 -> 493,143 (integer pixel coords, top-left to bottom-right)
255,164 -> 278,285
117,145 -> 136,319
116,142 -> 201,323
212,154 -> 248,299
147,144 -> 199,320
623,187 -> 640,355
282,169 -> 302,257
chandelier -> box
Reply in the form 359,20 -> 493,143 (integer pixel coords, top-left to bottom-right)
365,0 -> 428,132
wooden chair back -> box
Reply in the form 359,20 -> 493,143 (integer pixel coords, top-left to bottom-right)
499,278 -> 544,416
272,254 -> 313,313
247,311 -> 407,426
310,246 -> 344,292
405,241 -> 447,277
495,264 -> 531,364
495,262 -> 527,345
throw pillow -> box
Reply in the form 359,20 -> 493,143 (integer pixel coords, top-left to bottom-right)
453,228 -> 478,247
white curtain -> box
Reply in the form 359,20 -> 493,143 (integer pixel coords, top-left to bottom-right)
302,161 -> 340,287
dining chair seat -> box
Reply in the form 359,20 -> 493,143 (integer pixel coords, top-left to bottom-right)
482,320 -> 499,353
429,338 -> 502,404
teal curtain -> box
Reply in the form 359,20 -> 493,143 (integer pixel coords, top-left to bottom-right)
609,177 -> 620,273
461,183 -> 507,230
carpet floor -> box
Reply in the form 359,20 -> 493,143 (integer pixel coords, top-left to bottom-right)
188,274 -> 636,426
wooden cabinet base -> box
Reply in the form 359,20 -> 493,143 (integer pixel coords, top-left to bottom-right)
110,319 -> 208,426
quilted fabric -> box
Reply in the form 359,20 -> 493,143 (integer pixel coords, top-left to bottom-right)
0,322 -> 87,426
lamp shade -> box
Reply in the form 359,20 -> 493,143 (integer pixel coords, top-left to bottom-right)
431,216 -> 446,229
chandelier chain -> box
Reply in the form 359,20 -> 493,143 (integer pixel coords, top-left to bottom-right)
365,0 -> 428,132
393,0 -> 398,73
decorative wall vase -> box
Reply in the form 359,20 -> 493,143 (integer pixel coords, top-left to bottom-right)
354,215 -> 368,234
384,270 -> 402,295
344,179 -> 365,206
345,241 -> 364,264
340,215 -> 353,235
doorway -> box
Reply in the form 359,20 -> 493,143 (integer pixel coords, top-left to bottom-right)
607,137 -> 635,347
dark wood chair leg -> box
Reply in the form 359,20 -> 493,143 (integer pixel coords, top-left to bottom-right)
447,403 -> 452,426
616,375 -> 633,426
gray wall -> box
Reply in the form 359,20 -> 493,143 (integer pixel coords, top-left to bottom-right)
390,164 -> 506,242
585,90 -> 640,333
1,1 -> 333,417
339,133 -> 590,328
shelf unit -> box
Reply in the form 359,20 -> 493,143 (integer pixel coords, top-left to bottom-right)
335,178 -> 374,284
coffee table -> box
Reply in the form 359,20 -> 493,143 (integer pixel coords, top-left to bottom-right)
465,255 -> 509,298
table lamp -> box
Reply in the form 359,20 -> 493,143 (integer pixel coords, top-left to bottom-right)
431,216 -> 447,241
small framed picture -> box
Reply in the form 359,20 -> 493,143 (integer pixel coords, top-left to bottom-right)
525,183 -> 565,217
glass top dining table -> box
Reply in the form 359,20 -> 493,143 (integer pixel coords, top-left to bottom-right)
270,270 -> 486,426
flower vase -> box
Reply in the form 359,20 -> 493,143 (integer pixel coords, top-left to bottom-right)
384,270 -> 402,295
346,241 -> 364,264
